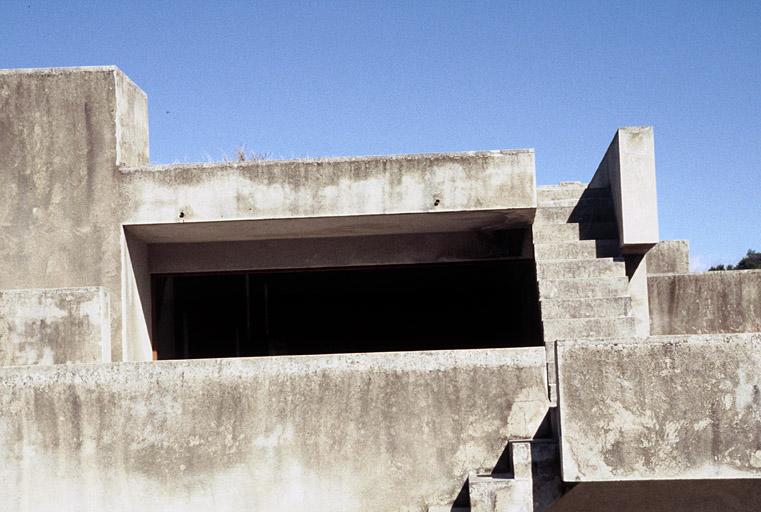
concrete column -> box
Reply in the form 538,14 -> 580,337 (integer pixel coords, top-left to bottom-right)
0,66 -> 149,360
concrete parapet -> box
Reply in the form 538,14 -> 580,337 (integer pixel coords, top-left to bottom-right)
556,334 -> 761,481
648,270 -> 761,334
590,127 -> 659,252
646,240 -> 690,274
121,150 -> 537,233
0,287 -> 110,365
0,347 -> 549,511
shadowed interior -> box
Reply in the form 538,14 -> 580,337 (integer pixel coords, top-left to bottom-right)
152,260 -> 541,359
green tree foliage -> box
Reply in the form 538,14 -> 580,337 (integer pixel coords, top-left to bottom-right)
709,249 -> 761,271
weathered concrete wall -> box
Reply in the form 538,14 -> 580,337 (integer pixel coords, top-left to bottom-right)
1,66 -> 539,361
0,287 -> 110,365
556,334 -> 761,481
590,127 -> 659,252
0,67 -> 148,361
0,348 -> 549,511
649,270 -> 761,334
646,240 -> 689,274
120,151 -> 536,227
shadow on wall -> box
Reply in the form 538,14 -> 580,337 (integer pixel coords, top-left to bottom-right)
547,479 -> 761,512
449,412 -> 566,511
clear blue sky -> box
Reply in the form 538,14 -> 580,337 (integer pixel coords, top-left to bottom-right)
2,1 -> 759,269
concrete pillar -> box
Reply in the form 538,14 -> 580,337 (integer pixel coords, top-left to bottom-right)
0,66 -> 149,360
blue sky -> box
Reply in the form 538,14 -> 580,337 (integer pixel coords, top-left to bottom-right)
2,0 -> 759,268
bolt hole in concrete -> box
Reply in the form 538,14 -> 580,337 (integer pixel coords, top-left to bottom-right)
151,261 -> 542,359
178,211 -> 185,218
434,198 -> 441,206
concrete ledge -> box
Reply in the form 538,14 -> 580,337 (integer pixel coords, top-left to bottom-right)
0,287 -> 110,365
557,334 -> 761,481
120,150 -> 537,231
0,347 -> 549,511
649,270 -> 761,334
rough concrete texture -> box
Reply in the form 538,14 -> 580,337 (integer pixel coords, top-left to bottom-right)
467,441 -> 563,512
121,150 -> 537,228
646,240 -> 690,274
0,287 -> 110,365
1,67 -> 539,361
0,348 -> 549,511
649,270 -> 761,335
0,67 -> 148,361
589,127 -> 659,251
556,334 -> 761,481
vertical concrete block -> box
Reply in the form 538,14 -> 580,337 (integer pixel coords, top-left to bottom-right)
591,127 -> 659,252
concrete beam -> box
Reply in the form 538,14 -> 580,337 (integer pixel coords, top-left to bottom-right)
557,334 -> 761,481
120,150 -> 537,228
590,127 -> 659,252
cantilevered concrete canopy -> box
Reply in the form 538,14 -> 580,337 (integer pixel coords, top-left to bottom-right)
122,150 -> 537,243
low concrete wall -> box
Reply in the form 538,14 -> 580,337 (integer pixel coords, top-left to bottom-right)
556,334 -> 761,481
649,270 -> 761,334
0,287 -> 110,365
0,348 -> 549,511
646,240 -> 689,274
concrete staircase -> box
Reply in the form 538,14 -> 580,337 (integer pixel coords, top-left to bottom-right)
534,182 -> 637,402
427,440 -> 562,512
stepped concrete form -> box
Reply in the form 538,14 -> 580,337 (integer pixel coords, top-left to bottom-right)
540,297 -> 631,320
538,276 -> 630,300
537,259 -> 626,280
533,222 -> 619,243
466,441 -> 563,512
535,184 -> 638,345
1,66 -> 759,511
534,239 -> 619,262
543,317 -> 637,341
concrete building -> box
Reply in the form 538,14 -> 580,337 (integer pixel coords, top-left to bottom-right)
0,66 -> 760,511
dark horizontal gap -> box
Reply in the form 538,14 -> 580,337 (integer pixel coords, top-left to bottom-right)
152,260 -> 541,359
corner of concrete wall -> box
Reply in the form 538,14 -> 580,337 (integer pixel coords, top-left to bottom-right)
120,228 -> 153,362
114,68 -> 149,167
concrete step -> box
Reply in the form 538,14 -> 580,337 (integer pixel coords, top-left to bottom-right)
537,184 -> 609,204
537,258 -> 626,280
535,204 -> 616,225
538,276 -> 629,299
538,196 -> 614,209
533,222 -> 618,243
534,239 -> 620,261
543,316 -> 637,340
541,296 -> 631,319
466,441 -> 562,512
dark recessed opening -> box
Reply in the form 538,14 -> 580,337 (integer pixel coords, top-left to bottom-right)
152,260 -> 541,359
